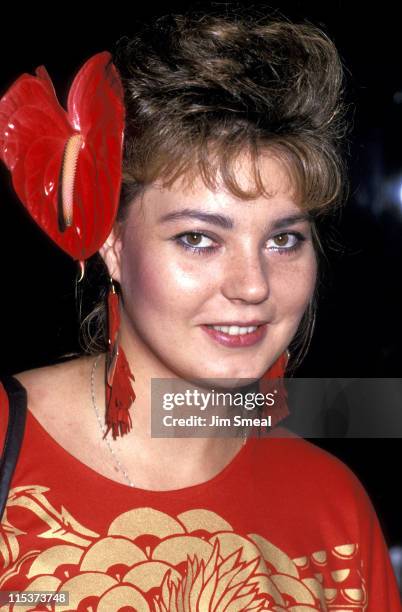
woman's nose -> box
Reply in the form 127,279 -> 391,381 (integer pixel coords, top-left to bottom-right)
221,249 -> 270,304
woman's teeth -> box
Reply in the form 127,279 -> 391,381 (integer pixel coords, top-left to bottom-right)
207,325 -> 258,335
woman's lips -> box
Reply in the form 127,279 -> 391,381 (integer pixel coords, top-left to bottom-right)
200,323 -> 268,347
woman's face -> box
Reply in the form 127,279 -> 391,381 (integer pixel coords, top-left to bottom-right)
101,154 -> 317,382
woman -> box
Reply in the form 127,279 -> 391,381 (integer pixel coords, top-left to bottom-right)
0,11 -> 400,610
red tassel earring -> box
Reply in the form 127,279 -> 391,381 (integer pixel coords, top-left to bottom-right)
259,350 -> 290,427
104,277 -> 136,440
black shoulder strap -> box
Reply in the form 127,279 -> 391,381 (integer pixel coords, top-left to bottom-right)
0,376 -> 27,521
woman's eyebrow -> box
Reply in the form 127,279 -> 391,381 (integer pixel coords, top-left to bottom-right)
159,209 -> 233,229
158,208 -> 310,230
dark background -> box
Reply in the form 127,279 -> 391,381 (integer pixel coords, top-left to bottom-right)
0,2 -> 401,551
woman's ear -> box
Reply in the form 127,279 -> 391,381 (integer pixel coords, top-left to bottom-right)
98,225 -> 123,283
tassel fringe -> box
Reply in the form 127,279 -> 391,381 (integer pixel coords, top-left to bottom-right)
104,346 -> 136,440
104,281 -> 136,440
259,351 -> 289,427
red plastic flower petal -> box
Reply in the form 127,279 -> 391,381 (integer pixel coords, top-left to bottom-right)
0,51 -> 125,261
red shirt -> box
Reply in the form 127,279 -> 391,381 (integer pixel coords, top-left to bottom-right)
0,378 -> 400,611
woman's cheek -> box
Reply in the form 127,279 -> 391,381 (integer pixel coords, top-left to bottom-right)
277,255 -> 316,318
158,251 -> 218,298
121,246 -> 207,317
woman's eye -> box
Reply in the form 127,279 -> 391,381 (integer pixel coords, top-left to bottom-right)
182,233 -> 213,247
268,232 -> 304,253
175,232 -> 216,255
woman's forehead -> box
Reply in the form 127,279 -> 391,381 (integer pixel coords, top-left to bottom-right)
127,167 -> 304,232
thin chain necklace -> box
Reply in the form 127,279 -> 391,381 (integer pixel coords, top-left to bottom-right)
90,354 -> 248,490
91,354 -> 135,487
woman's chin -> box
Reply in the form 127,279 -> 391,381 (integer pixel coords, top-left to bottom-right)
183,369 -> 261,389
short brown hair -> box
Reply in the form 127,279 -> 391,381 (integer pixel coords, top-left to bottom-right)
114,12 -> 347,226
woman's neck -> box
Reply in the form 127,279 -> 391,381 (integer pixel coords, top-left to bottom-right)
90,352 -> 246,490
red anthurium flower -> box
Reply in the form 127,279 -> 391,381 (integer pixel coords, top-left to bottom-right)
0,51 -> 125,261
